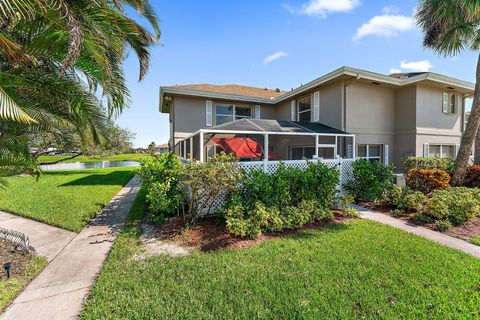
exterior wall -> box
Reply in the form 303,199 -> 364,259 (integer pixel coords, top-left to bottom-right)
393,85 -> 417,168
416,84 -> 463,133
345,81 -> 395,166
274,82 -> 343,128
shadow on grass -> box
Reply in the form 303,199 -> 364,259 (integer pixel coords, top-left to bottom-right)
60,171 -> 133,186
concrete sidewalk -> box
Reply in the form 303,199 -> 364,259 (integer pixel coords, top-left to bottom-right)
0,211 -> 76,262
354,205 -> 480,259
1,175 -> 140,320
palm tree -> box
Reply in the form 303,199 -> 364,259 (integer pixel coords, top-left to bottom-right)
0,0 -> 160,181
416,0 -> 480,185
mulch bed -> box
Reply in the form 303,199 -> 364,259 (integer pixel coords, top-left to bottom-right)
0,239 -> 32,281
358,201 -> 480,243
154,212 -> 348,252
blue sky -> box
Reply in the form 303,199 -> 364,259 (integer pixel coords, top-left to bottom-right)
117,0 -> 477,147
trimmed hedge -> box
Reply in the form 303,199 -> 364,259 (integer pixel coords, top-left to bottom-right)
464,165 -> 480,188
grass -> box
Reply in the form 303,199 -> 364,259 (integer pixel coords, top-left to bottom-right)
0,256 -> 46,311
81,200 -> 480,319
0,167 -> 135,232
38,153 -> 151,164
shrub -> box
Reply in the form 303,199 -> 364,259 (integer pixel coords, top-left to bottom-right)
402,157 -> 454,174
224,163 -> 338,237
182,153 -> 241,222
384,186 -> 426,212
342,207 -> 361,218
138,153 -> 183,221
391,209 -> 404,218
435,220 -> 452,232
463,165 -> 480,188
406,168 -> 450,194
345,159 -> 395,202
426,188 -> 480,225
413,213 -> 433,223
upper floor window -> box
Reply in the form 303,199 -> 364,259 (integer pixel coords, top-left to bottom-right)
215,104 -> 252,125
298,98 -> 311,122
442,93 -> 457,114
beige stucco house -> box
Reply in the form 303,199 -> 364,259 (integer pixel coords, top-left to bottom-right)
159,66 -> 474,169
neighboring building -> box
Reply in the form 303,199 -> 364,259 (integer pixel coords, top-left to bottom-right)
155,144 -> 170,154
159,66 -> 474,169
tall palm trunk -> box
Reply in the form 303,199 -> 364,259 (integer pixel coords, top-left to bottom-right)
452,53 -> 480,185
475,121 -> 480,164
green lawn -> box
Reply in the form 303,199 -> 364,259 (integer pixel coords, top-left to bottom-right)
82,196 -> 480,319
0,256 -> 46,312
38,153 -> 151,164
0,167 -> 135,232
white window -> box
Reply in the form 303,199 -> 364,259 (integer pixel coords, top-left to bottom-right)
215,104 -> 253,125
428,144 -> 455,158
297,97 -> 311,122
442,93 -> 457,114
358,144 -> 383,163
291,146 -> 315,160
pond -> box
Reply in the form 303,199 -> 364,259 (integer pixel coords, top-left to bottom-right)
39,161 -> 140,171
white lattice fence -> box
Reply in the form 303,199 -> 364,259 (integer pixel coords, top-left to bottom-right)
0,227 -> 32,252
196,158 -> 355,214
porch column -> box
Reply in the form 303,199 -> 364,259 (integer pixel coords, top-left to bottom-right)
199,131 -> 204,163
334,136 -> 338,158
189,137 -> 193,161
315,135 -> 319,159
352,135 -> 356,158
263,133 -> 269,172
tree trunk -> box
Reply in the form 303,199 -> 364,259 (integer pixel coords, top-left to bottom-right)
475,120 -> 480,164
452,53 -> 480,185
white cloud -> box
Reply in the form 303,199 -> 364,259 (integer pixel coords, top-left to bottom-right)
389,60 -> 433,74
285,0 -> 359,18
263,51 -> 289,64
354,9 -> 414,40
400,60 -> 433,72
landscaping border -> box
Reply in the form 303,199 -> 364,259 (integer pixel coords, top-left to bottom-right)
0,227 -> 33,252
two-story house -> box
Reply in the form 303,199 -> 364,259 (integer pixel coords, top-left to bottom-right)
159,66 -> 473,169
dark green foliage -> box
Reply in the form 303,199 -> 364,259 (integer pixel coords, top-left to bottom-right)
137,153 -> 183,221
345,159 -> 395,202
224,162 -> 338,237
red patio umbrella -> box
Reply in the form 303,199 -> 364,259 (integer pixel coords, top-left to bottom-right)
211,137 -> 280,160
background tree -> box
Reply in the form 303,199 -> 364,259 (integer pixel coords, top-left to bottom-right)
147,142 -> 157,155
416,0 -> 480,185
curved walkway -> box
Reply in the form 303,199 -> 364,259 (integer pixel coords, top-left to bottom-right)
1,175 -> 140,320
354,205 -> 480,259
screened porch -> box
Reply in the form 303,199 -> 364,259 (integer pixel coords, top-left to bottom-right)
174,119 -> 356,163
